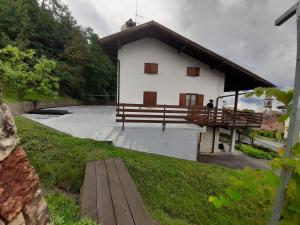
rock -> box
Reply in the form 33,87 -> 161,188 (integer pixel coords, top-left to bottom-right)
0,218 -> 5,225
0,104 -> 19,161
23,189 -> 52,225
0,147 -> 39,222
8,213 -> 25,225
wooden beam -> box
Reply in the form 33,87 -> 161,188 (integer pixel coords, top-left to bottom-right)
116,37 -> 122,49
178,42 -> 188,53
149,26 -> 153,38
210,61 -> 225,70
275,2 -> 298,26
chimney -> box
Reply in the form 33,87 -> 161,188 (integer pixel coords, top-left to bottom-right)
121,18 -> 136,31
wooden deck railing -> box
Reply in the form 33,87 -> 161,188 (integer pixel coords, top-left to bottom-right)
116,103 -> 263,130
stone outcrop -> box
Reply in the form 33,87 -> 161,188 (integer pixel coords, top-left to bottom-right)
0,147 -> 39,221
0,104 -> 19,161
0,103 -> 52,225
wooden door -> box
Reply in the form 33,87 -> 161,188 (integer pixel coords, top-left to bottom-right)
179,94 -> 186,106
179,93 -> 203,107
196,94 -> 204,106
143,92 -> 157,106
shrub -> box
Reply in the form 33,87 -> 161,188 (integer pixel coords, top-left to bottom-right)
236,144 -> 277,160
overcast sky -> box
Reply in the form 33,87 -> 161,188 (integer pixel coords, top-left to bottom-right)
63,0 -> 297,110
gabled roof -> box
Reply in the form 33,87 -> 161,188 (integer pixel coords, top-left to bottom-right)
100,21 -> 275,92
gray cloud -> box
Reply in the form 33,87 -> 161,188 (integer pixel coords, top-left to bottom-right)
64,0 -> 112,36
64,0 -> 297,89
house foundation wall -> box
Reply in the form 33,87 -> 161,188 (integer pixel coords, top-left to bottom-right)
199,126 -> 219,154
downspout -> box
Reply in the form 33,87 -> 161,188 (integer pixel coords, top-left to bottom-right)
117,59 -> 120,105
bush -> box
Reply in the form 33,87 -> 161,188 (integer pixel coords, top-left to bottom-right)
251,144 -> 279,158
255,130 -> 276,139
236,144 -> 277,160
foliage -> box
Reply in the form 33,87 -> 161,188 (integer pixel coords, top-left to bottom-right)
242,109 -> 255,113
209,168 -> 279,210
46,192 -> 97,225
275,130 -> 283,142
271,144 -> 300,224
246,87 -> 293,122
210,87 -> 300,225
0,0 -> 116,102
236,144 -> 278,160
16,116 -> 278,225
242,128 -> 258,145
85,33 -> 116,102
0,45 -> 59,100
256,129 -> 276,139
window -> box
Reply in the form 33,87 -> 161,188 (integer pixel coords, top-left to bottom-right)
187,66 -> 200,76
143,91 -> 157,106
179,93 -> 204,106
144,63 -> 158,74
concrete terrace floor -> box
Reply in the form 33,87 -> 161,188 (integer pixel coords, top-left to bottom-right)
24,106 -> 270,169
24,106 -> 203,161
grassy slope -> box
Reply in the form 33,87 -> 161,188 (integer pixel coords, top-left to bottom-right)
16,116 -> 276,225
3,85 -> 73,103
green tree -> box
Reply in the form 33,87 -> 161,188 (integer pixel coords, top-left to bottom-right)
0,45 -> 59,101
0,0 -> 116,101
85,33 -> 116,102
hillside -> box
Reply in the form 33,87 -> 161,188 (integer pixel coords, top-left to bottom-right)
16,116 -> 278,225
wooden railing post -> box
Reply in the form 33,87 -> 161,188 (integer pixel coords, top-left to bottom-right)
162,104 -> 166,131
122,104 -> 125,131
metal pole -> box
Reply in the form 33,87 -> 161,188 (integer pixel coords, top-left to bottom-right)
229,90 -> 239,153
269,2 -> 300,224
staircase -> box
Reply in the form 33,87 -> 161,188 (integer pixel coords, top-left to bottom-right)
92,126 -> 150,153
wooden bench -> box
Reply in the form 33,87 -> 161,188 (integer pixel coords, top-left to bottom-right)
80,158 -> 156,225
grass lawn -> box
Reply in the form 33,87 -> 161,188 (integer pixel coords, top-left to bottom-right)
3,84 -> 74,103
16,116 -> 278,225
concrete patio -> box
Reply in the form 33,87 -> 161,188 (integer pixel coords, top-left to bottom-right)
24,106 -> 204,161
24,106 -> 270,169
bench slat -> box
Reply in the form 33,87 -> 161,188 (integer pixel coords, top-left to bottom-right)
96,161 -> 116,225
80,162 -> 97,221
113,158 -> 156,225
106,159 -> 135,225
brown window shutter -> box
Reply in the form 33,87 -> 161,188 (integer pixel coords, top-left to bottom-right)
179,93 -> 186,106
187,67 -> 200,76
144,63 -> 151,73
196,94 -> 204,106
151,63 -> 158,74
143,92 -> 157,106
144,63 -> 158,74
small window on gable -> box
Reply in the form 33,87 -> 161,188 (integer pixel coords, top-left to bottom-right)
144,63 -> 158,74
187,66 -> 200,76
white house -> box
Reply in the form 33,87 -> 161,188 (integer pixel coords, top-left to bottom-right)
100,20 -> 274,159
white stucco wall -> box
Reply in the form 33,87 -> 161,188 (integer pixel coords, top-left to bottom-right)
118,38 -> 225,106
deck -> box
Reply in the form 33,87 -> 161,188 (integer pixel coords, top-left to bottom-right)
80,158 -> 156,225
116,103 -> 263,130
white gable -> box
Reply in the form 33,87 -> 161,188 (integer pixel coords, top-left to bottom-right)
118,38 -> 225,105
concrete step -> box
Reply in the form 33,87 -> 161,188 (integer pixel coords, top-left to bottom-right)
93,127 -> 114,141
106,129 -> 120,142
114,133 -> 126,147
